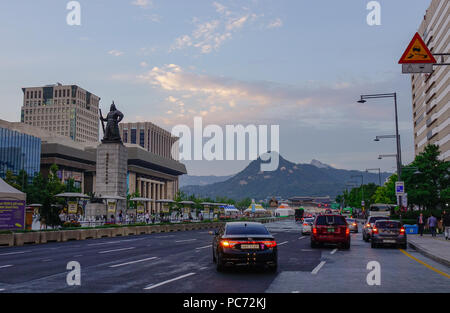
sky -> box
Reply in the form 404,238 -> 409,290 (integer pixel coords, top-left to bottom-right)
0,0 -> 433,176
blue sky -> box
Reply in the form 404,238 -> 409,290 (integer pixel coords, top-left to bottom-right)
0,0 -> 432,175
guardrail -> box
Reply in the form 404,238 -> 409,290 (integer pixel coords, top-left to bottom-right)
0,217 -> 290,247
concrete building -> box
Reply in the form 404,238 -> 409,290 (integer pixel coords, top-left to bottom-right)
411,0 -> 449,161
0,120 -> 187,211
119,122 -> 179,161
21,83 -> 100,143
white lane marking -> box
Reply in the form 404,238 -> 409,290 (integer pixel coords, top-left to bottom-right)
298,236 -> 306,240
301,249 -> 313,252
278,241 -> 288,246
109,257 -> 158,268
0,251 -> 31,256
330,249 -> 338,255
98,247 -> 135,254
88,241 -> 118,246
200,267 -> 208,270
144,272 -> 196,290
195,245 -> 211,250
175,239 -> 197,243
292,291 -> 300,293
41,259 -> 53,262
0,265 -> 13,269
311,261 -> 326,275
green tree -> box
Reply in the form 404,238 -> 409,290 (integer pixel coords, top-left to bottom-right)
4,170 -> 20,190
39,164 -> 66,228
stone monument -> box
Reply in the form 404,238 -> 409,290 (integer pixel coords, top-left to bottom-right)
94,101 -> 127,218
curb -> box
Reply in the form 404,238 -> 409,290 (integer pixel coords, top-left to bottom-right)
408,240 -> 450,267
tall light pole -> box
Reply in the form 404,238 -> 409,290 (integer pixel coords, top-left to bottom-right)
366,168 -> 381,186
358,93 -> 402,180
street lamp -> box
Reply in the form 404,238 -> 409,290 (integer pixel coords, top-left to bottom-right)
358,93 -> 402,180
378,154 -> 397,160
366,168 -> 381,186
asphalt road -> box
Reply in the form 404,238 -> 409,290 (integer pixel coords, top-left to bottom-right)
0,219 -> 448,293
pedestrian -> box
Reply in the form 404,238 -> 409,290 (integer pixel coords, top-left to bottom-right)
442,210 -> 450,240
145,212 -> 150,224
417,213 -> 426,236
427,213 -> 438,237
119,210 -> 123,224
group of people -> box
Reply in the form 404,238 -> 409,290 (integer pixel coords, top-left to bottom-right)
416,210 -> 450,239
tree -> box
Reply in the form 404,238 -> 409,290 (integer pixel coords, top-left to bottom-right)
4,170 -> 20,190
403,144 -> 449,210
39,164 -> 66,228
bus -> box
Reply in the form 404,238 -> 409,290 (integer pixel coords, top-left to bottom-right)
294,208 -> 304,222
368,203 -> 392,217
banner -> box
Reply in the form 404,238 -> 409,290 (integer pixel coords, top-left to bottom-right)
162,203 -> 170,213
68,201 -> 78,214
107,201 -> 116,214
137,203 -> 144,214
0,200 -> 25,230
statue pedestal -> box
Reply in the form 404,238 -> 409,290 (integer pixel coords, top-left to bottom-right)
95,142 -> 128,217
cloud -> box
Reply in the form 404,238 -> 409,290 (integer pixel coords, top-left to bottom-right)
140,61 -> 149,67
108,50 -> 124,57
267,18 -> 282,29
170,2 -> 259,54
136,64 -> 401,131
131,0 -> 152,8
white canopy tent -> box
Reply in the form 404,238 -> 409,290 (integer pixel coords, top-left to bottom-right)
0,177 -> 26,201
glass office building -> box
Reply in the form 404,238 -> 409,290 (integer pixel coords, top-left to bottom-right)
0,127 -> 41,180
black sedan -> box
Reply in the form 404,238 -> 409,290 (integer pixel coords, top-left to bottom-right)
212,222 -> 277,272
371,220 -> 407,249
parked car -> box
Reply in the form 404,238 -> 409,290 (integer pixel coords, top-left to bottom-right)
311,214 -> 350,249
212,222 -> 277,272
371,220 -> 407,249
301,218 -> 315,235
363,216 -> 390,242
345,218 -> 358,233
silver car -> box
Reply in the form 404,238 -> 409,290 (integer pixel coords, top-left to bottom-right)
346,218 -> 358,233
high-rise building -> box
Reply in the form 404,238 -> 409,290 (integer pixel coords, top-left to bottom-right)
21,83 -> 100,143
119,122 -> 179,160
411,0 -> 449,161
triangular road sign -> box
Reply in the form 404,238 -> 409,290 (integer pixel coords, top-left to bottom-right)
399,32 -> 436,64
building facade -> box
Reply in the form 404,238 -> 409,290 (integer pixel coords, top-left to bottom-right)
119,122 -> 179,160
21,83 -> 100,143
0,127 -> 41,180
0,120 -> 186,210
411,0 -> 449,161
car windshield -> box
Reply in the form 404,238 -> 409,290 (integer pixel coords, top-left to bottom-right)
376,221 -> 401,229
305,218 -> 314,223
346,219 -> 355,223
369,216 -> 389,223
315,215 -> 347,226
225,224 -> 270,235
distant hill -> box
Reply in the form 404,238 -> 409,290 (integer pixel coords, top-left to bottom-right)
179,175 -> 233,187
180,154 -> 391,201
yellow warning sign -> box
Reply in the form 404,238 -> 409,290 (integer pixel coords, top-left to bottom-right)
399,32 -> 436,64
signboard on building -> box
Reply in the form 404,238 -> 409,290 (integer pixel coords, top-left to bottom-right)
107,201 -> 116,214
0,200 -> 25,230
162,203 -> 170,213
68,201 -> 78,214
137,203 -> 144,214
399,32 -> 436,74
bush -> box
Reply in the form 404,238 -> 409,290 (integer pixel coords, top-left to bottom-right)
63,221 -> 81,228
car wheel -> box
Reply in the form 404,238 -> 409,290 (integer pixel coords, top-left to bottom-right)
371,241 -> 376,249
268,263 -> 278,273
212,248 -> 216,263
216,252 -> 224,272
343,241 -> 350,250
401,243 -> 407,250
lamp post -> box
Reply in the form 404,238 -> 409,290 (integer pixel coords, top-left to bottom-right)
358,93 -> 402,180
366,168 -> 381,186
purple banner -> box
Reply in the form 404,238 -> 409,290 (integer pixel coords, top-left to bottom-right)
0,200 -> 25,230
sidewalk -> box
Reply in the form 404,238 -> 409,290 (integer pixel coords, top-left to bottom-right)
408,234 -> 450,267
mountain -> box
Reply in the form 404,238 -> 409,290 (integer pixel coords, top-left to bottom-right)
180,154 -> 391,201
179,175 -> 233,187
310,159 -> 333,169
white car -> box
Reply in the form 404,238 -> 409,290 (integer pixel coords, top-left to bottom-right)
302,218 -> 315,235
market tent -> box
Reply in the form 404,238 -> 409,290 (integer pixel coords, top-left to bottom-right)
0,177 -> 26,201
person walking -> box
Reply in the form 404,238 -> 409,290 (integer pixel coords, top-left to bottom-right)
442,210 -> 450,240
417,213 -> 426,236
427,214 -> 438,237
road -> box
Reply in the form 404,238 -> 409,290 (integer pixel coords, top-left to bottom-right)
0,219 -> 448,293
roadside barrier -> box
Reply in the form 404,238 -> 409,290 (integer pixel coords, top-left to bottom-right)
0,217 -> 290,247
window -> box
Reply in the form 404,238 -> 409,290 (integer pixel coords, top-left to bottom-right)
131,129 -> 137,144
315,215 -> 347,226
123,130 -> 128,143
140,129 -> 145,147
225,224 -> 270,235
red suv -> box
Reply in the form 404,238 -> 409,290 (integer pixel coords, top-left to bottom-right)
311,214 -> 350,249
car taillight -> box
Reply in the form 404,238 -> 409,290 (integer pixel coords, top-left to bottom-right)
312,227 -> 317,235
303,223 -> 308,226
400,227 -> 405,234
353,223 -> 357,226
366,223 -> 371,228
345,227 -> 350,235
262,241 -> 277,248
372,227 -> 378,234
220,240 -> 237,248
